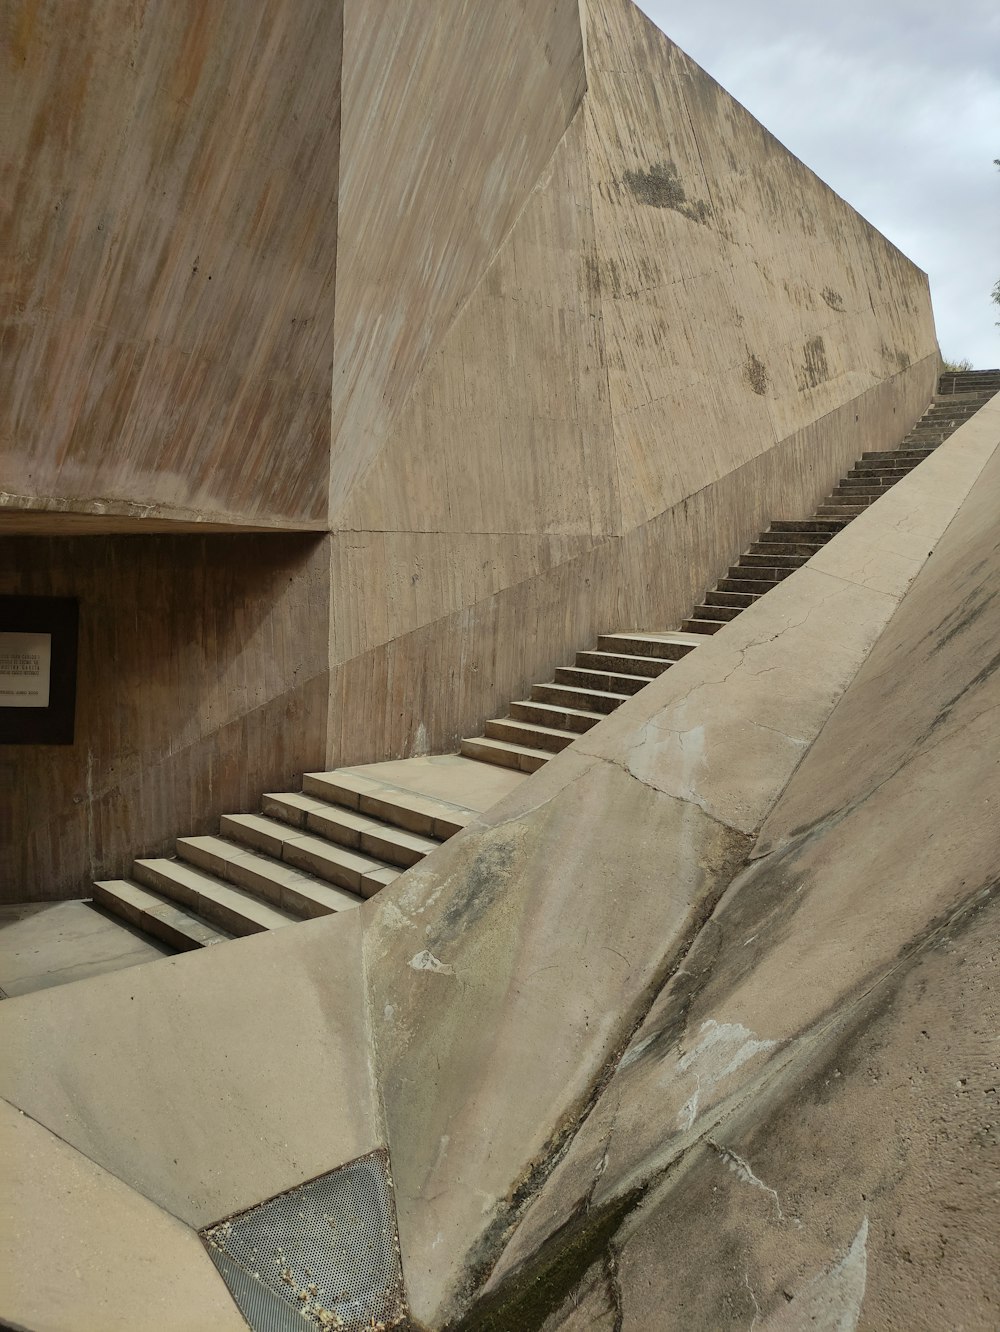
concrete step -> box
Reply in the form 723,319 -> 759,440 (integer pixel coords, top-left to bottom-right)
460,735 -> 550,773
575,650 -> 671,679
831,484 -> 893,499
680,618 -> 727,635
729,562 -> 798,583
485,717 -> 578,753
815,505 -> 864,518
755,529 -> 836,546
93,880 -> 231,951
509,699 -> 604,733
768,519 -> 848,533
821,494 -> 875,508
302,771 -> 473,839
554,665 -> 650,694
857,450 -> 931,462
228,805 -> 436,871
747,541 -> 823,558
177,830 -> 393,902
739,552 -> 809,570
705,589 -> 759,608
846,467 -> 911,479
530,682 -> 628,714
718,575 -> 781,595
690,603 -> 742,622
596,631 -> 702,660
132,858 -> 299,934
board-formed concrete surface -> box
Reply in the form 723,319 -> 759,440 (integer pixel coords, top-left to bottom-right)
3,0 -> 941,906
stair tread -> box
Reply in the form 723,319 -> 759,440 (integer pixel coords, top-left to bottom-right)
601,630 -> 704,647
303,771 -> 475,837
559,667 -> 651,684
134,857 -> 298,930
229,807 -> 437,859
180,829 -> 395,884
511,700 -> 605,721
463,735 -> 552,760
488,718 -> 579,742
93,879 -> 230,948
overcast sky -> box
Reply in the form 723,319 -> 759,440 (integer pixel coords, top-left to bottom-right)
635,0 -> 1000,367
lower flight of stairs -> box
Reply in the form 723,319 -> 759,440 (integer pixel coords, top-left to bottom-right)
460,382 -> 995,772
93,771 -> 476,952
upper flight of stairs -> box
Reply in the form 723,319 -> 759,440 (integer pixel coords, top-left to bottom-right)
87,372 -> 996,957
93,770 -> 476,953
459,380 -> 996,772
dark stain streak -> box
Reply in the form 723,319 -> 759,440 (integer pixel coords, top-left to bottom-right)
622,160 -> 711,224
796,335 -> 829,390
821,287 -> 845,311
929,647 -> 1000,733
745,353 -> 769,395
428,832 -> 519,948
931,583 -> 998,653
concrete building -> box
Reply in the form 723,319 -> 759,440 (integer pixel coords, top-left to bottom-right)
1,1 -> 997,1328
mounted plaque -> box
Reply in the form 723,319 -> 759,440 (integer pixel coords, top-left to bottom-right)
0,597 -> 79,744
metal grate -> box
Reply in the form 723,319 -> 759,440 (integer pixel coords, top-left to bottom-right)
202,1149 -> 407,1331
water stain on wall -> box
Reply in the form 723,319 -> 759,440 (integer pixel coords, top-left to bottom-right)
796,335 -> 829,390
745,353 -> 770,395
622,160 -> 711,224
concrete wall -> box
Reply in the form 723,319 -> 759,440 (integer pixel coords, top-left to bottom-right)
1,0 -> 342,529
321,0 -> 939,767
0,535 -> 329,900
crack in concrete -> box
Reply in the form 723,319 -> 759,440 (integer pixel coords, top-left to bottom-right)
706,1138 -> 796,1225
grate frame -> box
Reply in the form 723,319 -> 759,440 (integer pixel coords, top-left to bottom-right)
202,1149 -> 407,1332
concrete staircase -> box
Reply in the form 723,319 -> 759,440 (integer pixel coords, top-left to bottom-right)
93,770 -> 476,952
459,381 -> 995,772
86,373 -> 997,952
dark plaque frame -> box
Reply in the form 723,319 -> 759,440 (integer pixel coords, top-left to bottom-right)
0,596 -> 79,745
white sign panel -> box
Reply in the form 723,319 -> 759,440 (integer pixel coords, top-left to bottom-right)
0,632 -> 52,708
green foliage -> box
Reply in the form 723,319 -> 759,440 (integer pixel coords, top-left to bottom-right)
941,357 -> 973,372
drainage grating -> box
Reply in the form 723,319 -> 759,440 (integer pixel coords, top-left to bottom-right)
202,1149 -> 407,1331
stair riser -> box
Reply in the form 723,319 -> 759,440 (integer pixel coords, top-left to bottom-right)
304,811 -> 430,869
728,564 -> 796,581
596,636 -> 693,661
301,774 -> 455,839
509,701 -> 602,733
554,667 -> 648,694
530,683 -> 624,713
681,619 -> 724,635
485,719 -> 575,753
460,738 -> 548,773
575,651 -> 669,678
768,521 -> 846,533
691,604 -> 742,622
738,554 -> 808,570
134,861 -> 272,936
705,591 -> 757,608
93,884 -> 207,952
747,543 -> 822,558
718,577 -> 780,595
